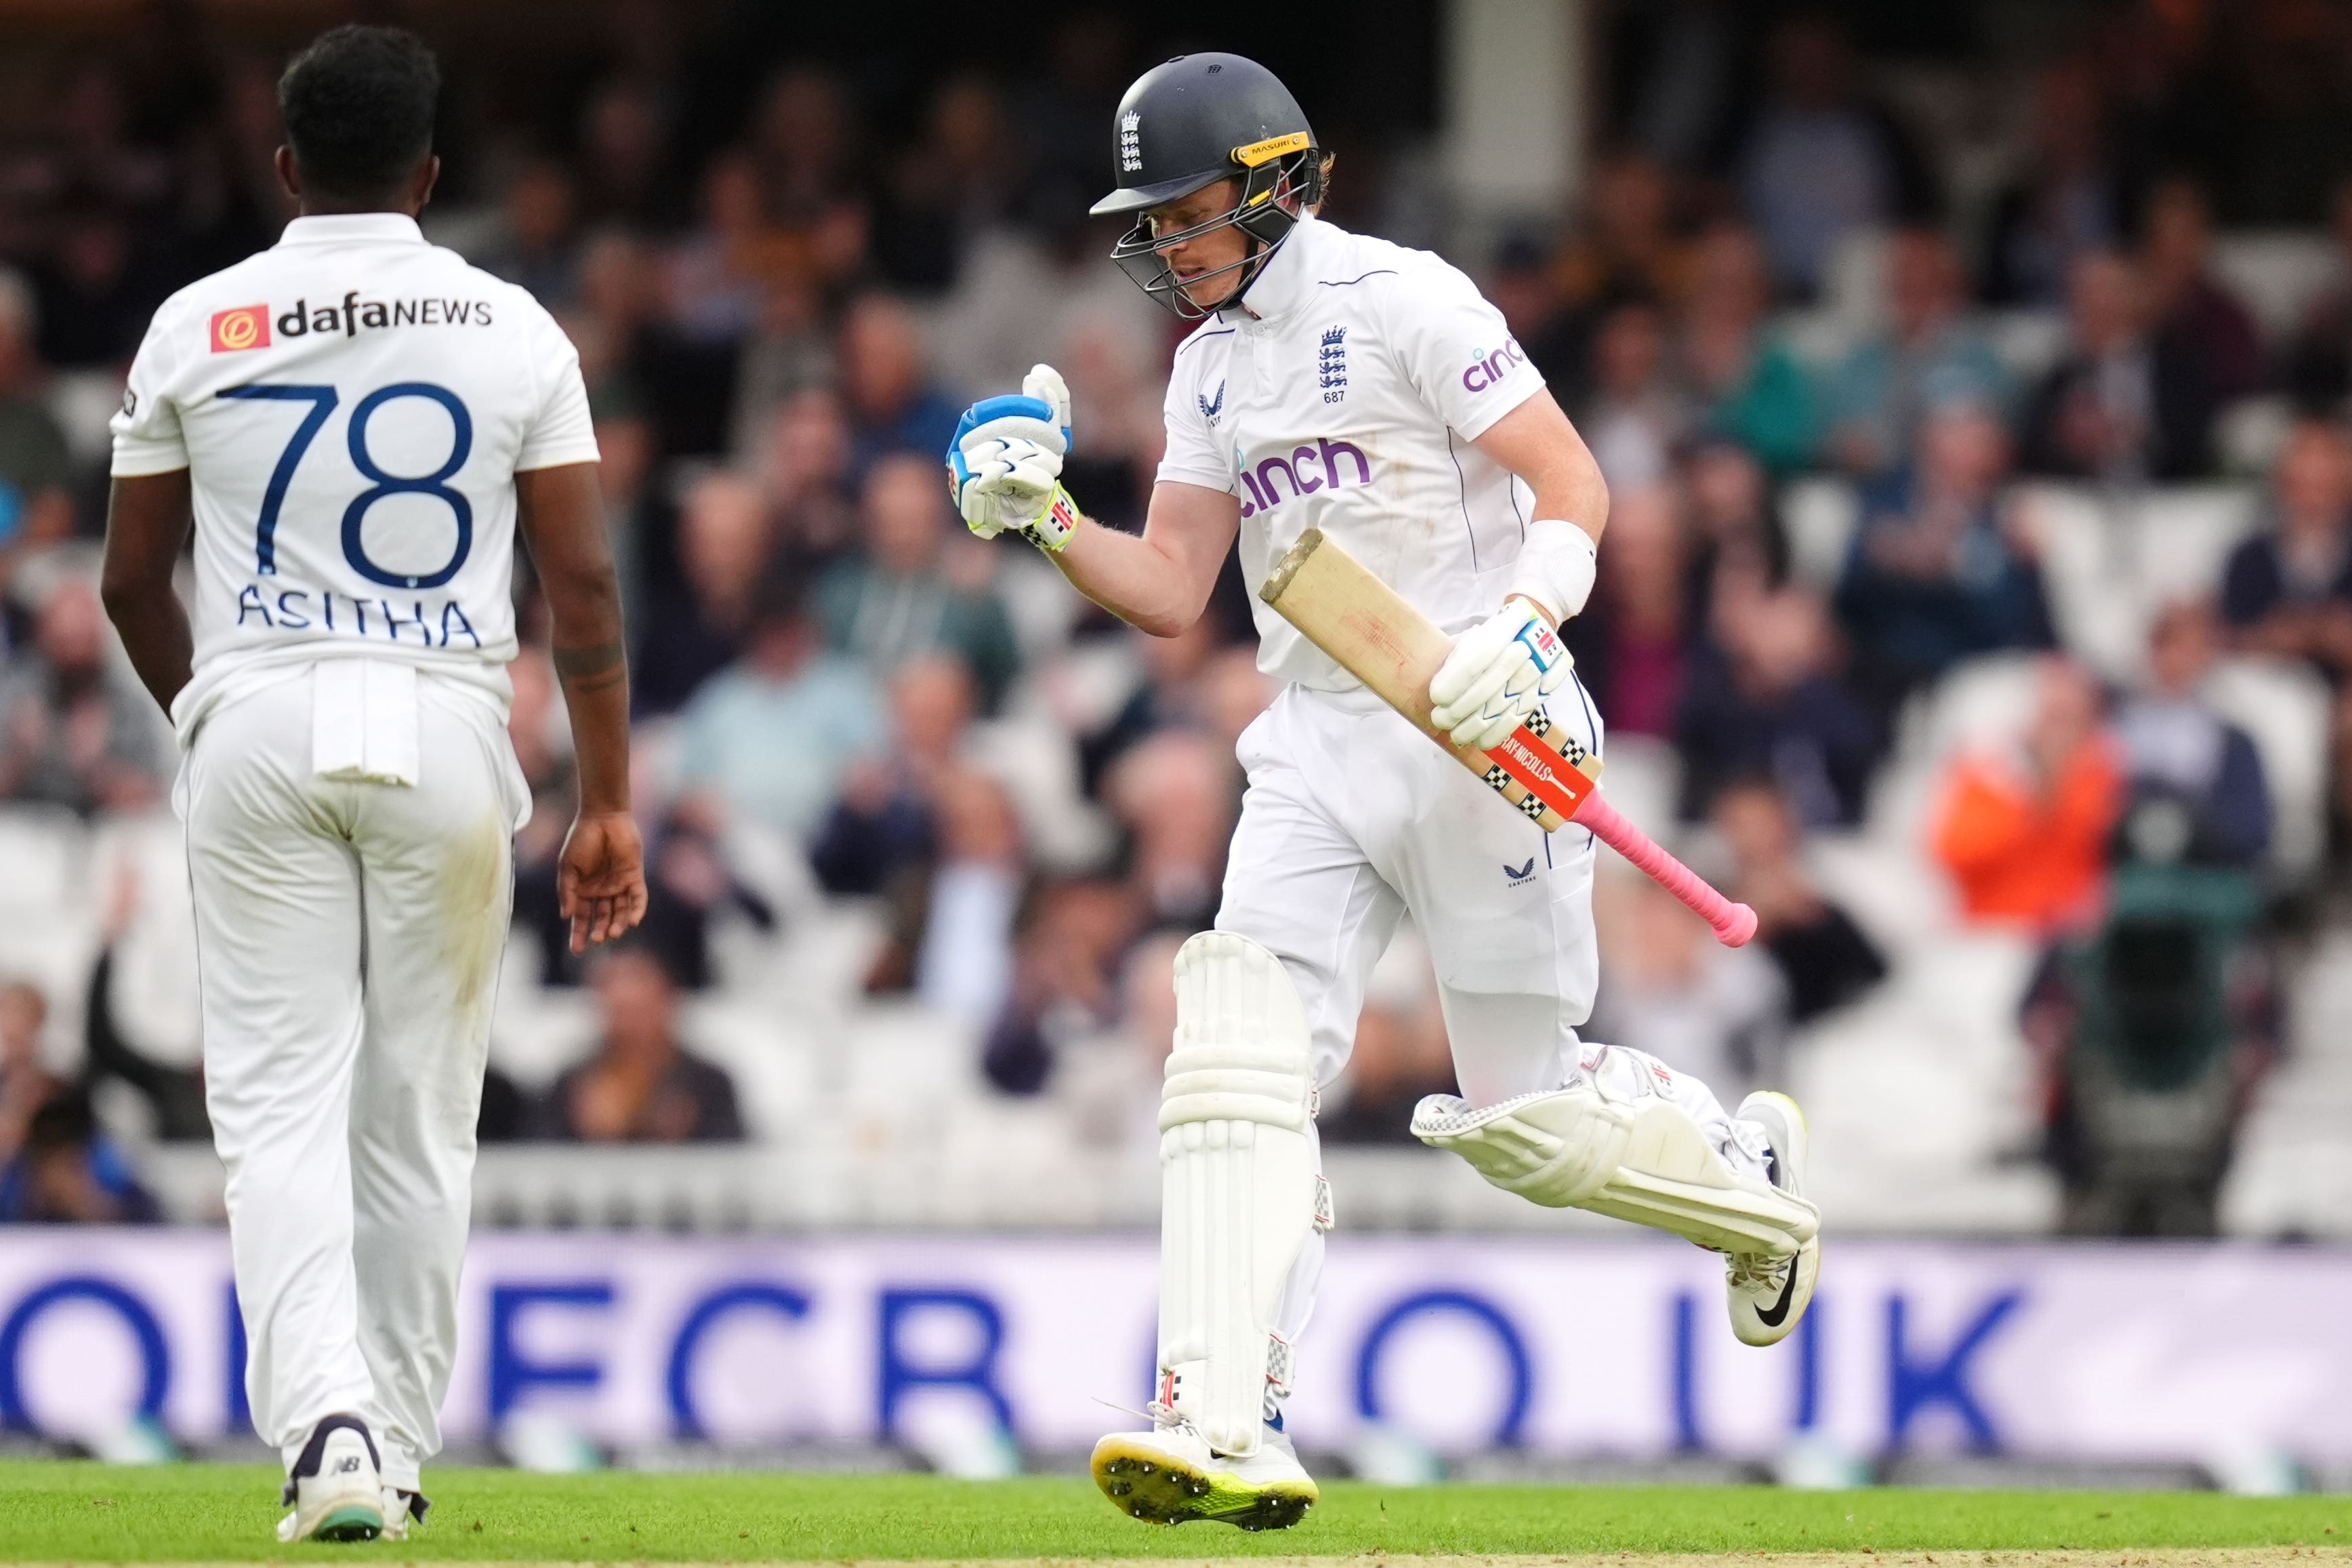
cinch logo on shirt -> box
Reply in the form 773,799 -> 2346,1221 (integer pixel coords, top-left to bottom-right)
1236,436 -> 1371,519
209,306 -> 270,353
1462,336 -> 1528,392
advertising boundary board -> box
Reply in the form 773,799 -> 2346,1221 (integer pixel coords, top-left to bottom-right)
0,1229 -> 2342,1464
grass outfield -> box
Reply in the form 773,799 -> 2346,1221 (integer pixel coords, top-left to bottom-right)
0,1463 -> 2347,1561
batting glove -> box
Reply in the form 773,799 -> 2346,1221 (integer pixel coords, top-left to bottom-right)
1429,600 -> 1572,751
947,363 -> 1081,552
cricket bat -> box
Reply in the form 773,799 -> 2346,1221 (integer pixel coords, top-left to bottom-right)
1260,527 -> 1758,947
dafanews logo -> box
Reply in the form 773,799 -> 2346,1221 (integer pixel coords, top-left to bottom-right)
274,291 -> 496,338
205,292 -> 499,351
209,305 -> 270,354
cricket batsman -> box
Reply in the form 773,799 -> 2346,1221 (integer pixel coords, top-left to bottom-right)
100,26 -> 644,1541
946,54 -> 1821,1527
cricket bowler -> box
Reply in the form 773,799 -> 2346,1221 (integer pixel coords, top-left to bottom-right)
100,26 -> 645,1542
945,52 -> 1821,1527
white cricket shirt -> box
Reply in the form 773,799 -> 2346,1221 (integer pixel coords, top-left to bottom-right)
1156,213 -> 1546,692
110,213 -> 598,735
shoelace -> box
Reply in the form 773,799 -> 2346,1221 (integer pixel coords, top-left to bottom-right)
1726,1253 -> 1791,1292
1145,1400 -> 1203,1437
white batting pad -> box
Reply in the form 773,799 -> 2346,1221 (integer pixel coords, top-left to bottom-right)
1414,1086 -> 1819,1258
1157,932 -> 1324,1458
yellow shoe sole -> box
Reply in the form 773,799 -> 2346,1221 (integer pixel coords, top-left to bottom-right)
1090,1434 -> 1317,1530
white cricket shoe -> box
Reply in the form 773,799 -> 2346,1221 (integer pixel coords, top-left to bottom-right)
1726,1091 -> 1820,1346
1090,1415 -> 1317,1530
274,1415 -> 385,1543
378,1487 -> 427,1542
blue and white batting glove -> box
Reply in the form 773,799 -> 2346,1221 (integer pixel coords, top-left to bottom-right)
947,363 -> 1081,553
1428,599 -> 1572,751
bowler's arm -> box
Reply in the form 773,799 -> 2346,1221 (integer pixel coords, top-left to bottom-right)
514,461 -> 648,951
100,470 -> 196,714
1048,480 -> 1240,638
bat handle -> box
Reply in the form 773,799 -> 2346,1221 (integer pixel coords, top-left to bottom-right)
1571,793 -> 1760,948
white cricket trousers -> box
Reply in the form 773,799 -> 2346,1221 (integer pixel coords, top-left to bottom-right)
1216,682 -> 1760,1379
177,662 -> 524,1489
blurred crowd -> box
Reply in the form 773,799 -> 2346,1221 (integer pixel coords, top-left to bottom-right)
2,1 -> 2352,1233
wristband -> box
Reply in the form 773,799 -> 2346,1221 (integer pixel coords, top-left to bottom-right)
1506,521 -> 1598,622
1029,484 -> 1082,554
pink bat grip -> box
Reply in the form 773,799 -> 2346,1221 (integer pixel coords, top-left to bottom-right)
1570,792 -> 1758,947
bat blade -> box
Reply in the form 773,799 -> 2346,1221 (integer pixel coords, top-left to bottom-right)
1260,527 -> 1601,827
1260,527 -> 1757,947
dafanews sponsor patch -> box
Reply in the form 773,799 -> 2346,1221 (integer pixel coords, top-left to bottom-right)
209,306 -> 270,353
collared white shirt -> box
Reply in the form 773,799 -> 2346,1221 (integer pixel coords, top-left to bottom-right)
1156,213 -> 1546,692
110,213 -> 598,735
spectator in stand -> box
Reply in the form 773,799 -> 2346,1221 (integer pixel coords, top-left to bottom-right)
1932,657 -> 2122,932
1104,728 -> 1237,930
2115,600 -> 2272,869
1825,226 -> 2012,477
838,293 -> 962,476
0,577 -> 167,817
0,979 -> 57,1167
875,73 -> 1027,294
1554,152 -> 1690,333
1560,483 -> 1688,741
676,573 -> 888,842
1578,299 -> 1689,490
729,269 -> 834,460
749,64 -> 870,242
1837,403 -> 2052,714
2019,249 -> 2219,482
0,270 -> 75,551
577,77 -> 667,228
818,453 -> 1022,711
2285,177 -> 2352,413
536,946 -> 744,1142
812,655 -> 974,901
983,878 -> 1140,1094
1712,779 -> 1886,1023
632,470 -> 774,716
1679,221 -> 1817,474
751,388 -> 857,565
666,150 -> 782,348
591,384 -> 656,634
1677,577 -> 1878,827
2140,178 -> 2265,411
477,153 -> 582,308
1733,14 -> 1937,300
1981,60 -> 2127,308
913,767 -> 1025,1034
1081,617 -> 1220,790
1683,436 -> 1788,592
1591,869 -> 1787,1102
2221,419 -> 2352,681
0,1092 -> 159,1223
1484,234 -> 1585,405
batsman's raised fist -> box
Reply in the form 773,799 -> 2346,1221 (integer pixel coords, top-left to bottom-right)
947,364 -> 1080,550
1429,600 -> 1572,752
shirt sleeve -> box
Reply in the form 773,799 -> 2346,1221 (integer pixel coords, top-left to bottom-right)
1154,344 -> 1235,493
514,302 -> 601,472
108,310 -> 189,476
1382,260 -> 1545,441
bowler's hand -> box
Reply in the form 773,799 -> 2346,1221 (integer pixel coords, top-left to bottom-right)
558,810 -> 649,954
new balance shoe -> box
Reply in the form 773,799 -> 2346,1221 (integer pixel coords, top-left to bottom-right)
275,1414 -> 385,1543
1726,1090 -> 1820,1346
379,1486 -> 428,1542
1090,1415 -> 1316,1531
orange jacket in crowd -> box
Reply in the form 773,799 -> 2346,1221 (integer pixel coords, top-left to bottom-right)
1931,742 -> 2124,930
